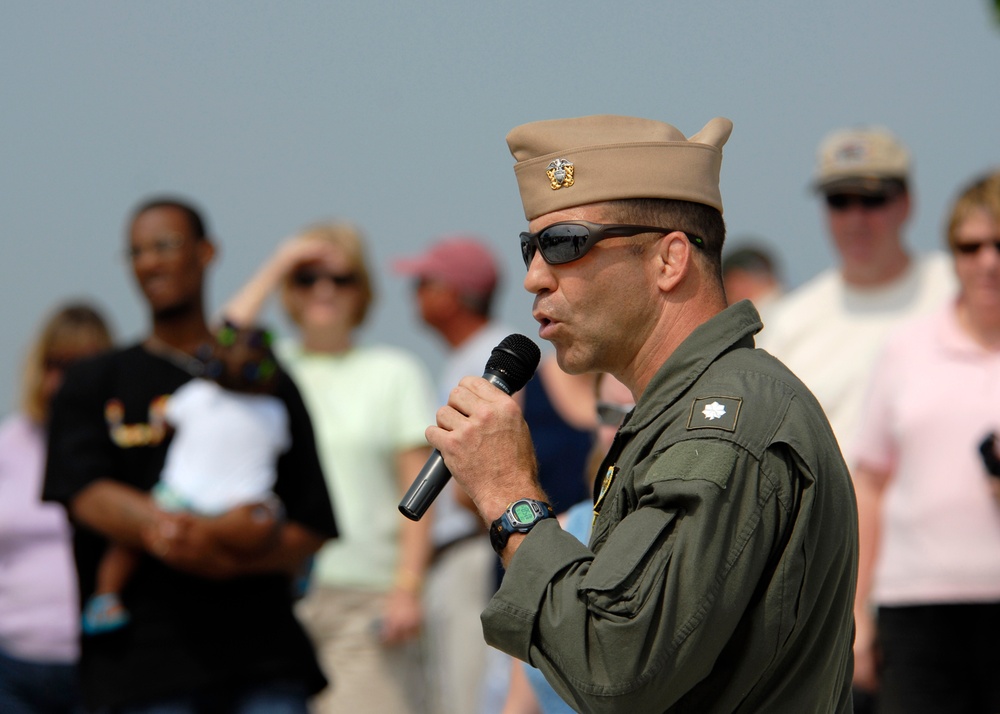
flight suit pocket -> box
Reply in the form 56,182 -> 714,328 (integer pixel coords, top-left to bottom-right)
581,506 -> 677,618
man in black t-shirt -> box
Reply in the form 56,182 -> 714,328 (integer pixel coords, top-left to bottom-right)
44,197 -> 338,712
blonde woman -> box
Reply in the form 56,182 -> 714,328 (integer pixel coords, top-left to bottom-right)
225,222 -> 435,714
852,171 -> 1000,711
0,302 -> 113,713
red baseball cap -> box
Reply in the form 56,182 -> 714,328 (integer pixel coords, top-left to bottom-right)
393,235 -> 500,297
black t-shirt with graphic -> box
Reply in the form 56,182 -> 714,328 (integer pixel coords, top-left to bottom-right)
44,344 -> 338,709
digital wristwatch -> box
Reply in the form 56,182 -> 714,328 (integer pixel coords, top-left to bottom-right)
489,498 -> 554,555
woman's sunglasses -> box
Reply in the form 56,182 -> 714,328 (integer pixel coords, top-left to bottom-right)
291,271 -> 359,289
519,221 -> 704,269
953,240 -> 1000,256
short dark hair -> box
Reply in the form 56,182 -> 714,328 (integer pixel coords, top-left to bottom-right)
129,196 -> 209,241
723,243 -> 779,279
605,197 -> 726,277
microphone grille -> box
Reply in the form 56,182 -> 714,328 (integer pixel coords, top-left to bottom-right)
485,334 -> 541,393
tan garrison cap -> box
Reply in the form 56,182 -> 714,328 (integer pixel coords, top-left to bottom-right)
506,115 -> 733,221
814,126 -> 910,194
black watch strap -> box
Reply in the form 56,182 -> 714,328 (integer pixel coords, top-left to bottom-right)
489,499 -> 553,555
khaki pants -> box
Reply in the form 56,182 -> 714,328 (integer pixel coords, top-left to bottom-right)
423,537 -> 496,714
296,586 -> 426,714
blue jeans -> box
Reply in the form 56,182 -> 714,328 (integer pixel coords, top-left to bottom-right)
106,681 -> 310,714
0,647 -> 82,714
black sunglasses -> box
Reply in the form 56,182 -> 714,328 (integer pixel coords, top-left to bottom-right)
291,271 -> 359,289
519,221 -> 705,270
953,240 -> 1000,256
825,193 -> 896,211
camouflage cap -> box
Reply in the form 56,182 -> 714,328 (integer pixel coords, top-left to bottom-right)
506,115 -> 733,221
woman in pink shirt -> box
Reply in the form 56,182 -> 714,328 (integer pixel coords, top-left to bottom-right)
852,171 -> 1000,713
0,303 -> 113,713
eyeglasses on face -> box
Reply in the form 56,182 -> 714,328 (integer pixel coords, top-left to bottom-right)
519,221 -> 705,270
290,270 -> 359,289
953,239 -> 1000,256
126,234 -> 187,261
596,401 -> 635,428
824,193 -> 897,212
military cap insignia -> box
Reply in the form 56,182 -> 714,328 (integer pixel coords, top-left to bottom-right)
546,159 -> 575,190
687,396 -> 742,432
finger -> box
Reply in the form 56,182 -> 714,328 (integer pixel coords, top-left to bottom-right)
154,538 -> 170,558
159,518 -> 179,538
456,374 -> 511,402
443,378 -> 500,421
434,402 -> 468,431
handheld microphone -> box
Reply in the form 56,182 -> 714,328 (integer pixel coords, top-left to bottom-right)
399,333 -> 541,521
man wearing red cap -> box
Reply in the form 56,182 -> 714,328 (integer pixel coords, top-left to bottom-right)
394,236 -> 511,714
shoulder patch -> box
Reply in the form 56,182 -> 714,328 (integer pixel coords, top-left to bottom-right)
687,396 -> 742,432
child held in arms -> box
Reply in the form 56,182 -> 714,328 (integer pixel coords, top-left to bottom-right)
83,323 -> 290,635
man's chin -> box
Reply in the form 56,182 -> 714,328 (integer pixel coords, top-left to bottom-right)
150,301 -> 196,322
553,348 -> 589,376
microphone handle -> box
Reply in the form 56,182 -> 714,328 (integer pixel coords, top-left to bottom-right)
398,373 -> 511,521
398,450 -> 448,521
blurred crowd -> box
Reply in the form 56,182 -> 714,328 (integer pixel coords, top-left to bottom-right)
2,123 -> 998,714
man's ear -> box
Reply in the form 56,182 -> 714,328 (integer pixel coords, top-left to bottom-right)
654,231 -> 692,293
198,238 -> 217,268
896,191 -> 912,225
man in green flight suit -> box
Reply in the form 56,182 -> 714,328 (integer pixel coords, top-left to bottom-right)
424,115 -> 858,713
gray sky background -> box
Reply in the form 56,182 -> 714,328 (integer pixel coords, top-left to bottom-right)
3,1 -> 998,411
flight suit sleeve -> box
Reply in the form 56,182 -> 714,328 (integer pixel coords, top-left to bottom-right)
482,438 -> 789,713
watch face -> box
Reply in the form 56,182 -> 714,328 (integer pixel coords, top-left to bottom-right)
512,501 -> 536,524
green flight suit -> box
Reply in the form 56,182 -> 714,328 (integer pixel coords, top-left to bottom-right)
483,301 -> 858,713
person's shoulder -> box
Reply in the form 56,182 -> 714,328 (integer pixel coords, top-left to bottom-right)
881,300 -> 951,352
689,347 -> 840,460
709,343 -> 803,397
710,344 -> 826,418
0,411 -> 37,446
356,343 -> 428,369
468,322 -> 516,352
768,268 -> 841,318
914,250 -> 957,286
445,322 -> 514,374
757,269 -> 841,347
336,345 -> 434,395
74,343 -> 139,371
57,344 -> 141,396
916,249 -> 953,270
